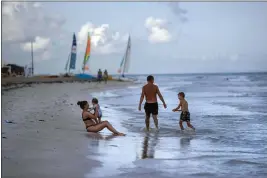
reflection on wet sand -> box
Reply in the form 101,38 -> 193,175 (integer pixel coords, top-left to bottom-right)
86,133 -> 117,141
141,132 -> 159,159
86,133 -> 117,154
180,137 -> 193,149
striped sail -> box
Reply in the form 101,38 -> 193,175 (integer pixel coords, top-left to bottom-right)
83,32 -> 91,71
69,33 -> 77,69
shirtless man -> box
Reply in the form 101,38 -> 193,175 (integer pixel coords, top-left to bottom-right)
138,75 -> 167,131
172,92 -> 195,130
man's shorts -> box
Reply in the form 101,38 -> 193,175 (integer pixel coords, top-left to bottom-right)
144,102 -> 158,116
180,111 -> 190,122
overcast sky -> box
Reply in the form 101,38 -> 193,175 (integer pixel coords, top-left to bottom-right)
2,2 -> 267,74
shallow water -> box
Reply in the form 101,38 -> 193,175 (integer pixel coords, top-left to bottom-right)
86,73 -> 267,178
2,74 -> 267,178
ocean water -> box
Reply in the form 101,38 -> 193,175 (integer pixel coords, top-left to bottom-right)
87,73 -> 267,178
2,73 -> 267,178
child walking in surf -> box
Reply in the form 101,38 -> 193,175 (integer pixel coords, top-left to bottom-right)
172,92 -> 195,131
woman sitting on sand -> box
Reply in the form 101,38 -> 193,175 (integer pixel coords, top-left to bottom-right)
77,101 -> 125,136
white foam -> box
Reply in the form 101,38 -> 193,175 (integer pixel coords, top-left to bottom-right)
191,100 -> 266,116
228,75 -> 251,82
127,85 -> 141,89
187,91 -> 248,98
90,91 -> 119,98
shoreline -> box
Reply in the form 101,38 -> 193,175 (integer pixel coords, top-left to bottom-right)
2,81 -> 135,178
1,76 -> 127,91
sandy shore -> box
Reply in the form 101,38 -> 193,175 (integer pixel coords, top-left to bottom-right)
1,76 -> 105,91
1,81 -> 134,178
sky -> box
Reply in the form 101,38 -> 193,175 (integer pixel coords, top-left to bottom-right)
2,2 -> 267,74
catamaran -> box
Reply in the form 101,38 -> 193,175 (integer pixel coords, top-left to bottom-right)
64,33 -> 77,76
75,32 -> 95,79
116,35 -> 132,81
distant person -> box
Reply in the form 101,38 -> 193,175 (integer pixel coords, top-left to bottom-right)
172,92 -> 195,131
138,75 -> 167,131
91,98 -> 102,123
97,69 -> 102,83
77,100 -> 125,136
103,69 -> 108,84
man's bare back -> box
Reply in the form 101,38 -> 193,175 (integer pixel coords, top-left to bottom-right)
138,75 -> 167,131
143,83 -> 158,103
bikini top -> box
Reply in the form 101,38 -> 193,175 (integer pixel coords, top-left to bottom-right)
82,112 -> 92,122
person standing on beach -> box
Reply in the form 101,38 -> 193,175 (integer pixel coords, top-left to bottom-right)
138,75 -> 167,131
103,69 -> 108,84
97,69 -> 102,83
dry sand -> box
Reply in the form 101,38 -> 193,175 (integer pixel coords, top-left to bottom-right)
1,81 -> 134,178
1,76 -> 99,91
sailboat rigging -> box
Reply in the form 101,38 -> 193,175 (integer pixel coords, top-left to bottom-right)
65,33 -> 77,74
118,35 -> 131,78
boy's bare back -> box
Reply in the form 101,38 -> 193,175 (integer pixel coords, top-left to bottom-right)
180,99 -> 189,112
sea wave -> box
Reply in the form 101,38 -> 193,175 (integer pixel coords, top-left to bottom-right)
90,91 -> 120,99
226,75 -> 251,82
225,159 -> 265,165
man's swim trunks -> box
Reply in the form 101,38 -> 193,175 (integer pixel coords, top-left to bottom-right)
144,102 -> 158,116
180,111 -> 190,122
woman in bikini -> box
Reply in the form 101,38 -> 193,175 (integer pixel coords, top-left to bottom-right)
77,100 -> 125,136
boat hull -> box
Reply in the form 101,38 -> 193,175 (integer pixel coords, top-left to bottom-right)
75,74 -> 96,79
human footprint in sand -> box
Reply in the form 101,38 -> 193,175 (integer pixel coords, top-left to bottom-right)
77,100 -> 125,136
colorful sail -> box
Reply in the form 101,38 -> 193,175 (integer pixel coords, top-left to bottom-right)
83,32 -> 91,71
69,33 -> 77,69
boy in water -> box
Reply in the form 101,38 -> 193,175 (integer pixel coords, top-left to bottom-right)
172,92 -> 195,131
90,98 -> 102,123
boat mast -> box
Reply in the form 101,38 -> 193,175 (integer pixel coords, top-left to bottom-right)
122,35 -> 130,77
68,53 -> 71,73
31,41 -> 34,76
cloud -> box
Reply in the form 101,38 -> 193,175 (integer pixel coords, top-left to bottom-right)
77,22 -> 128,55
21,36 -> 51,52
145,17 -> 171,43
2,2 -> 65,61
2,2 -> 27,17
168,2 -> 188,23
33,2 -> 42,8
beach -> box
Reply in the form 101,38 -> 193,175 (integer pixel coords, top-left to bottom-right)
2,73 -> 267,178
1,76 -> 96,91
1,80 -> 132,178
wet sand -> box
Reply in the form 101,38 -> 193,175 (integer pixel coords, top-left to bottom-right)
1,81 -> 133,178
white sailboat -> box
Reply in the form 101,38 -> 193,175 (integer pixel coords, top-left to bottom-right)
115,35 -> 133,81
